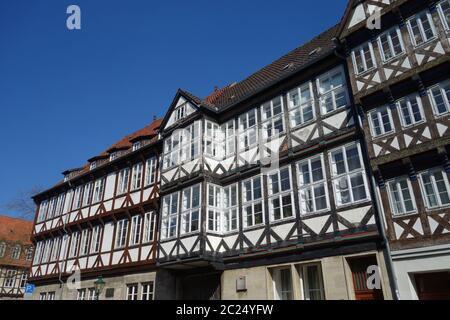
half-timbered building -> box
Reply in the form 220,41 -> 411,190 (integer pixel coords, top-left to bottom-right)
338,0 -> 450,300
29,119 -> 162,300
155,25 -> 393,300
0,215 -> 33,299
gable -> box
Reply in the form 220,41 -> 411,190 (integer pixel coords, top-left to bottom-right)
343,0 -> 393,32
164,96 -> 198,130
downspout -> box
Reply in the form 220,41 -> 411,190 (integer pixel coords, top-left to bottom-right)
332,37 -> 400,300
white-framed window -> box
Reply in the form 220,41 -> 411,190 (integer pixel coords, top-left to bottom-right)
82,182 -> 93,207
33,242 -> 43,265
181,184 -> 201,235
261,96 -> 285,140
90,226 -> 102,253
90,161 -> 97,170
143,212 -> 156,243
243,176 -> 264,228
205,120 -> 223,159
207,184 -> 222,233
144,157 -> 157,186
0,242 -> 5,258
317,67 -> 349,114
130,215 -> 142,246
77,289 -> 86,300
428,81 -> 450,116
127,284 -> 138,300
288,82 -> 315,128
41,240 -> 52,263
268,166 -> 295,221
87,288 -> 97,300
69,232 -> 80,258
10,245 -> 20,260
419,168 -> 450,209
141,282 -> 154,301
131,163 -> 143,191
50,237 -> 61,262
55,193 -> 66,217
387,177 -> 417,216
161,193 -> 179,240
438,0 -> 450,31
47,197 -> 57,219
223,184 -> 238,233
330,143 -> 370,207
239,109 -> 258,150
272,267 -> 293,300
72,185 -> 84,210
47,292 -> 55,300
20,272 -> 28,288
352,42 -> 376,74
369,106 -> 394,137
38,200 -> 49,222
80,229 -> 90,256
378,27 -> 405,62
132,141 -> 142,151
39,293 -> 47,300
115,219 -> 129,249
163,131 -> 181,169
110,152 -> 118,162
117,168 -> 130,195
298,155 -> 329,214
163,122 -> 201,169
407,11 -> 437,46
223,120 -> 236,156
299,264 -> 325,300
396,94 -> 424,127
92,178 -> 105,204
25,247 -> 34,261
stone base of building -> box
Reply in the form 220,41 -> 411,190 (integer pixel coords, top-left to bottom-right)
391,244 -> 450,300
221,250 -> 392,300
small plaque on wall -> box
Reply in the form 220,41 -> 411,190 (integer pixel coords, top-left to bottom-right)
236,276 -> 247,292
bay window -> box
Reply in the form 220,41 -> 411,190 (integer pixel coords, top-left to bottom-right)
205,121 -> 223,159
224,120 -> 236,156
397,94 -> 424,127
419,168 -> 450,209
317,67 -> 348,114
330,143 -> 370,206
378,27 -> 404,62
117,168 -> 130,195
387,177 -> 417,216
115,219 -> 129,249
268,167 -> 294,221
243,176 -> 264,228
161,193 -> 179,239
288,82 -> 315,128
130,215 -> 142,246
181,184 -> 201,235
407,11 -> 436,46
429,81 -> 450,116
92,178 -> 105,204
298,155 -> 329,214
223,184 -> 238,233
131,163 -> 143,191
145,157 -> 158,186
163,121 -> 201,169
207,184 -> 222,233
352,42 -> 376,74
369,106 -> 394,137
239,109 -> 258,150
261,96 -> 285,140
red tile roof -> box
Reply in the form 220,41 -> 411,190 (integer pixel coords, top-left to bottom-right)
0,215 -> 33,245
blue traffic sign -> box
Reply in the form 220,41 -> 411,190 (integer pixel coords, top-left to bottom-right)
25,284 -> 35,294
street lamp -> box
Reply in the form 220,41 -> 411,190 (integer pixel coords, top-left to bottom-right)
94,276 -> 105,300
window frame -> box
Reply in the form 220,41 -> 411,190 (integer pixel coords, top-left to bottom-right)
143,211 -> 156,244
131,163 -> 144,191
127,284 -> 139,301
242,175 -> 265,229
141,282 -> 154,301
267,166 -> 295,222
115,219 -> 129,249
396,94 -> 425,128
428,81 -> 450,117
368,105 -> 395,138
92,178 -> 105,204
377,26 -> 405,63
161,192 -> 179,240
297,155 -> 330,216
438,0 -> 450,31
238,109 -> 259,151
260,96 -> 285,141
351,41 -> 377,75
386,176 -> 418,216
407,10 -> 437,47
130,215 -> 142,246
117,168 -> 130,196
418,168 -> 450,210
316,66 -> 349,115
180,184 -> 201,236
287,82 -> 316,129
90,225 -> 102,254
144,157 -> 158,187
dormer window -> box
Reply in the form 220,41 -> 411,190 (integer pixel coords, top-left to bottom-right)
64,176 -> 69,182
90,161 -> 97,170
132,142 -> 142,151
110,152 -> 118,162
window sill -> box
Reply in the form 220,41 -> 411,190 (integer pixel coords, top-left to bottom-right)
300,208 -> 331,218
371,131 -> 396,141
270,216 -> 296,225
243,224 -> 265,232
400,119 -> 426,130
391,211 -> 418,219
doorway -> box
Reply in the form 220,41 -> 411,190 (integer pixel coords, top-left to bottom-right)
414,272 -> 450,300
348,255 -> 384,300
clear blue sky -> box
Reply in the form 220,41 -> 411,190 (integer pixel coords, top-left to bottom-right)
0,0 -> 348,218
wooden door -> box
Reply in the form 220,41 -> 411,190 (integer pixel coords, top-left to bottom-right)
415,272 -> 450,300
348,256 -> 384,300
